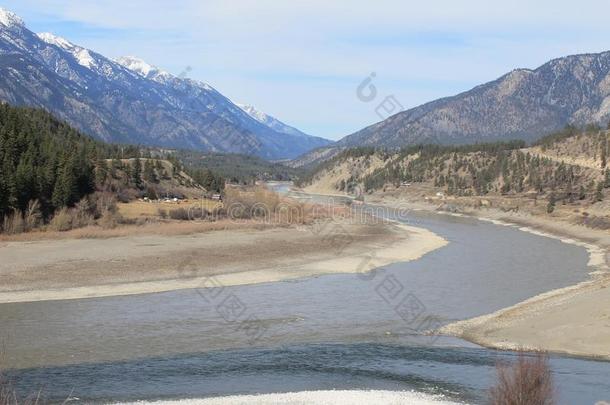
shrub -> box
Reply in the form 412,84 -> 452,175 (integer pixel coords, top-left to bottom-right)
1,210 -> 25,235
489,352 -> 554,405
99,209 -> 123,229
211,206 -> 226,219
72,199 -> 95,228
222,186 -> 311,225
145,186 -> 158,200
188,207 -> 209,220
49,208 -> 73,232
23,200 -> 42,231
168,208 -> 190,220
90,192 -> 118,219
1,362 -> 50,404
116,190 -> 131,203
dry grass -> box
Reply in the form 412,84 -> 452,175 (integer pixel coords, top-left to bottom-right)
0,187 -> 339,242
224,186 -> 319,225
1,211 -> 24,235
117,200 -> 220,219
0,368 -> 43,405
47,208 -> 72,232
489,352 -> 555,405
0,218 -> 279,242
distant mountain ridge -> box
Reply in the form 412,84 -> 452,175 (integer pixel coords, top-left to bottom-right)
0,7 -> 331,159
239,104 -> 307,138
338,51 -> 610,148
237,103 -> 331,151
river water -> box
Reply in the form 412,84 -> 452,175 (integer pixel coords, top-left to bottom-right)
1,187 -> 609,404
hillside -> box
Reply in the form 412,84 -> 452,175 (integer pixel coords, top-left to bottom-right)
0,103 -> 222,234
173,150 -> 303,184
337,51 -> 610,149
301,129 -> 610,228
0,7 -> 331,159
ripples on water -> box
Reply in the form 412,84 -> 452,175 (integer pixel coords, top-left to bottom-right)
8,343 -> 610,404
3,190 -> 610,404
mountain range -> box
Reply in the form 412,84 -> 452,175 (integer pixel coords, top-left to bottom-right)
0,7 -> 331,160
4,6 -> 610,164
338,51 -> 610,148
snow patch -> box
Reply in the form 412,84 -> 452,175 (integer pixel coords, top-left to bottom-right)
37,32 -> 98,69
239,103 -> 270,123
238,103 -> 306,137
115,390 -> 465,405
115,56 -> 171,81
37,32 -> 73,49
116,56 -> 156,76
74,48 -> 95,69
0,7 -> 24,28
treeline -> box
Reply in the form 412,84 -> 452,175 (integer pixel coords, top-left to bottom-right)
364,149 -> 607,199
187,168 -> 225,193
360,141 -> 534,193
301,135 -> 608,204
0,104 -> 105,220
535,124 -> 609,170
175,150 -> 303,184
534,123 -> 606,149
296,142 -> 527,188
0,104 -> 226,233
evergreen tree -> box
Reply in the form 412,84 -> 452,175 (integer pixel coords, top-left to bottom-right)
0,104 -> 102,219
132,157 -> 143,189
546,193 -> 556,214
96,158 -> 108,185
143,159 -> 158,183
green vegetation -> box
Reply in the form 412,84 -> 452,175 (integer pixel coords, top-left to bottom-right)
357,141 -> 538,195
0,104 -> 227,234
187,168 -> 225,193
0,104 -> 103,220
302,128 -> 609,210
534,124 -> 580,148
175,150 -> 303,184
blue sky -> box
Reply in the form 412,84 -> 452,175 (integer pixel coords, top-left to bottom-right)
4,0 -> 610,140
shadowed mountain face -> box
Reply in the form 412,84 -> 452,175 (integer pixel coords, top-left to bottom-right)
0,8 -> 331,160
338,52 -> 610,148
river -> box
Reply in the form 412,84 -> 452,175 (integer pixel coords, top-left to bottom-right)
1,187 -> 609,404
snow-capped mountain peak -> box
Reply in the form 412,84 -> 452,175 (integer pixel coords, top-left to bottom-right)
0,7 -> 331,158
37,32 -> 74,49
37,32 -> 97,69
238,103 -> 310,138
0,7 -> 24,29
239,104 -> 269,123
116,56 -> 171,81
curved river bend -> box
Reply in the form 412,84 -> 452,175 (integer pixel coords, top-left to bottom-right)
2,189 -> 609,404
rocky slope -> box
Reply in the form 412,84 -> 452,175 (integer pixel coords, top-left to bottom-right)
338,51 -> 610,148
0,7 -> 330,159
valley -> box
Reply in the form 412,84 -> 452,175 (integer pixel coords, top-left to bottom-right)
2,4 -> 610,404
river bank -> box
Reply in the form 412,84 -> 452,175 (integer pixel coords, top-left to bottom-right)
0,218 -> 447,304
367,193 -> 610,360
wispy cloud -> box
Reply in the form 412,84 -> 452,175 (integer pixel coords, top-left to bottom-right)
4,0 -> 610,139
